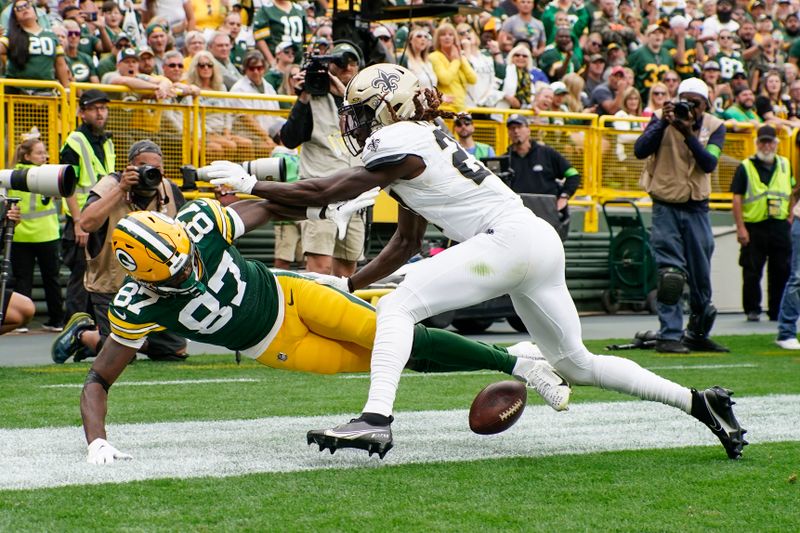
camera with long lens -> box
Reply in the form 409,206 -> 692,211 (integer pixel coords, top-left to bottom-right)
0,164 -> 77,197
180,157 -> 286,191
674,101 -> 696,121
137,165 -> 163,188
300,50 -> 346,97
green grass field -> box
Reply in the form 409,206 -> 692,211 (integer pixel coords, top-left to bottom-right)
1,335 -> 798,531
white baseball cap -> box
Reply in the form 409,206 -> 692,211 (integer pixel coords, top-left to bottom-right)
670,15 -> 690,29
677,77 -> 709,100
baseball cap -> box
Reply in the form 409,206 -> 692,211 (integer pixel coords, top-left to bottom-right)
332,41 -> 364,66
703,60 -> 721,70
506,113 -> 529,126
670,15 -> 689,29
79,89 -> 110,109
117,48 -> 138,63
751,0 -> 766,8
114,32 -> 131,45
275,41 -> 297,54
589,53 -> 606,63
607,42 -> 621,51
128,139 -> 163,162
757,125 -> 777,141
146,22 -> 168,37
136,46 -> 155,58
550,81 -> 568,95
483,17 -> 497,32
610,65 -> 626,76
678,77 -> 709,99
732,67 -> 748,79
645,24 -> 666,35
373,26 -> 392,39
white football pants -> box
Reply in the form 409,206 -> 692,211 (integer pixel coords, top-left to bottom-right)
364,211 -> 692,417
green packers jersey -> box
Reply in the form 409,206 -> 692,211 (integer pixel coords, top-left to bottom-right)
230,40 -> 249,71
715,51 -> 746,82
108,199 -> 281,351
538,46 -> 581,80
78,26 -> 99,57
627,45 -> 674,96
66,51 -> 97,82
0,29 -> 64,80
253,0 -> 308,54
663,37 -> 697,79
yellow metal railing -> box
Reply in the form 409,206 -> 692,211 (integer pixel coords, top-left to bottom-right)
4,79 -> 792,232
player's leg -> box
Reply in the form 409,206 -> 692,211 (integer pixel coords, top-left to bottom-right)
0,291 -> 35,335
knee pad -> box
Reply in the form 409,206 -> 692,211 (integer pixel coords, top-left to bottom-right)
687,304 -> 717,338
657,267 -> 686,306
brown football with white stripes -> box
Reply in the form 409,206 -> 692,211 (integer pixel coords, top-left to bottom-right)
469,381 -> 527,435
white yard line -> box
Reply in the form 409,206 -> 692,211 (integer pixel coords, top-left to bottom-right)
41,378 -> 261,388
0,394 -> 797,491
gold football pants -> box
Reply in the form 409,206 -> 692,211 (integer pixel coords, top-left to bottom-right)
256,272 -> 375,373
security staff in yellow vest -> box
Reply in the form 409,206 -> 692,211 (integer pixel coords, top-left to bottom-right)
9,138 -> 65,332
280,42 -> 365,277
60,89 -> 116,323
51,140 -> 188,363
731,125 -> 794,323
634,77 -> 729,354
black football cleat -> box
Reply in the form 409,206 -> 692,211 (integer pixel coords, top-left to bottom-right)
691,386 -> 748,459
307,415 -> 394,459
682,334 -> 730,353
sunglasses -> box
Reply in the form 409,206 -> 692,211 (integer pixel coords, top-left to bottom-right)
13,2 -> 30,10
665,77 -> 679,82
197,62 -> 214,68
652,91 -> 667,95
247,64 -> 266,71
458,30 -> 471,36
67,30 -> 81,37
378,35 -> 391,41
165,62 -> 183,68
589,41 -> 602,46
455,119 -> 473,126
513,53 -> 530,57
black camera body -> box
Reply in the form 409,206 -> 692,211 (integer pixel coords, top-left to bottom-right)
137,165 -> 163,188
674,101 -> 696,121
300,52 -> 345,97
481,156 -> 515,186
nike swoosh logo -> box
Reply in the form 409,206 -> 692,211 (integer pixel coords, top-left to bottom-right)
288,289 -> 294,306
117,311 -> 127,320
705,398 -> 724,432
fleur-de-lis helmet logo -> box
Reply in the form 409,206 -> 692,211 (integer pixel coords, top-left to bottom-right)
371,69 -> 401,94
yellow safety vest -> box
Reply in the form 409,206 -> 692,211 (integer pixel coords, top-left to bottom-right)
10,164 -> 61,243
742,156 -> 793,223
62,131 -> 116,214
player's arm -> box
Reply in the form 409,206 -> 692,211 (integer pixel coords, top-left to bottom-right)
349,206 -> 428,290
80,337 -> 137,463
229,199 -> 307,233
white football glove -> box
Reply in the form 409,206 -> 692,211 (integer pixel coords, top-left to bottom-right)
87,438 -> 133,465
307,186 -> 380,239
207,160 -> 257,194
308,273 -> 351,293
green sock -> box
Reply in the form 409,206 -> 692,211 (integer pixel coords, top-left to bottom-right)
407,324 -> 517,375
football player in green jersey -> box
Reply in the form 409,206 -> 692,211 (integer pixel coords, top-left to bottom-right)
80,193 -> 565,464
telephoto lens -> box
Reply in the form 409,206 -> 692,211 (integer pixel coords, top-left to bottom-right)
0,164 -> 77,197
196,158 -> 286,183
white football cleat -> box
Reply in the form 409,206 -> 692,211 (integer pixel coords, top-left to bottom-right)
506,341 -> 546,361
513,358 -> 571,412
775,337 -> 800,350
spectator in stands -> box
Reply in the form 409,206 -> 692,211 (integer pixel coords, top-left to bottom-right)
539,27 -> 581,82
757,71 -> 790,123
101,48 -> 173,98
60,4 -> 111,59
186,50 -> 254,162
137,46 -> 157,75
144,0 -> 195,50
643,81 -> 669,118
0,0 -> 50,29
265,41 -> 297,91
731,125 -> 793,324
701,0 -> 739,41
499,0 -> 546,59
400,28 -> 437,91
222,11 -> 248,72
253,0 -> 307,68
715,30 -> 747,84
208,30 -> 242,89
190,0 -> 227,32
454,112 -> 495,159
589,65 -> 630,115
701,61 -> 732,116
561,72 -> 586,112
160,50 -> 199,133
280,41 -> 365,276
634,78 -> 728,354
722,85 -> 762,128
591,0 -> 635,49
99,1 -> 125,44
230,50 -> 280,156
502,43 -> 535,109
62,19 -> 98,83
269,120 -> 303,270
429,22 -> 478,111
182,30 -> 206,68
97,32 -> 131,80
786,79 -> 800,120
506,113 -> 580,232
542,0 -> 589,44
606,41 -> 626,68
749,37 -> 786,89
145,22 -> 170,74
52,140 -> 188,364
627,25 -> 674,99
373,25 -> 396,63
613,86 -> 644,160
531,85 -> 554,125
60,89 -> 115,326
458,22 -> 500,108
276,62 -> 301,110
8,138 -> 65,333
0,202 -> 35,335
581,53 -> 607,97
0,0 -> 71,90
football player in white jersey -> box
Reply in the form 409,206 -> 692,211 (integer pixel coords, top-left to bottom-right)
208,64 -> 747,461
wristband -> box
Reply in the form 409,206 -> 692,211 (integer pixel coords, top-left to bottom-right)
305,206 -> 328,220
347,278 -> 355,292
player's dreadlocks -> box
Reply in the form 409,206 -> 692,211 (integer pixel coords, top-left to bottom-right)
387,88 -> 455,122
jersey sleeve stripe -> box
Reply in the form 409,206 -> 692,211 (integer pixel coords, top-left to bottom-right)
254,27 -> 270,40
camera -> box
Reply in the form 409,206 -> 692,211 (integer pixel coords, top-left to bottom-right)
137,165 -> 163,188
0,164 -> 77,197
481,156 -> 514,186
674,101 -> 696,121
300,51 -> 346,97
180,158 -> 286,191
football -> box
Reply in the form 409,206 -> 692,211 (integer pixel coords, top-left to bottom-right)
469,380 -> 527,435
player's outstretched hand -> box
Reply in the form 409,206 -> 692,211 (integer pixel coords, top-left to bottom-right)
207,161 -> 257,194
87,438 -> 133,465
325,186 -> 380,238
309,273 -> 351,293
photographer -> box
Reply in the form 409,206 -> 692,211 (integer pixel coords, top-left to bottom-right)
0,201 -> 35,335
51,140 -> 188,363
280,42 -> 365,277
634,78 -> 728,354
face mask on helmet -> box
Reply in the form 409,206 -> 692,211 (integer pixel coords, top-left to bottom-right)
339,95 -> 379,156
